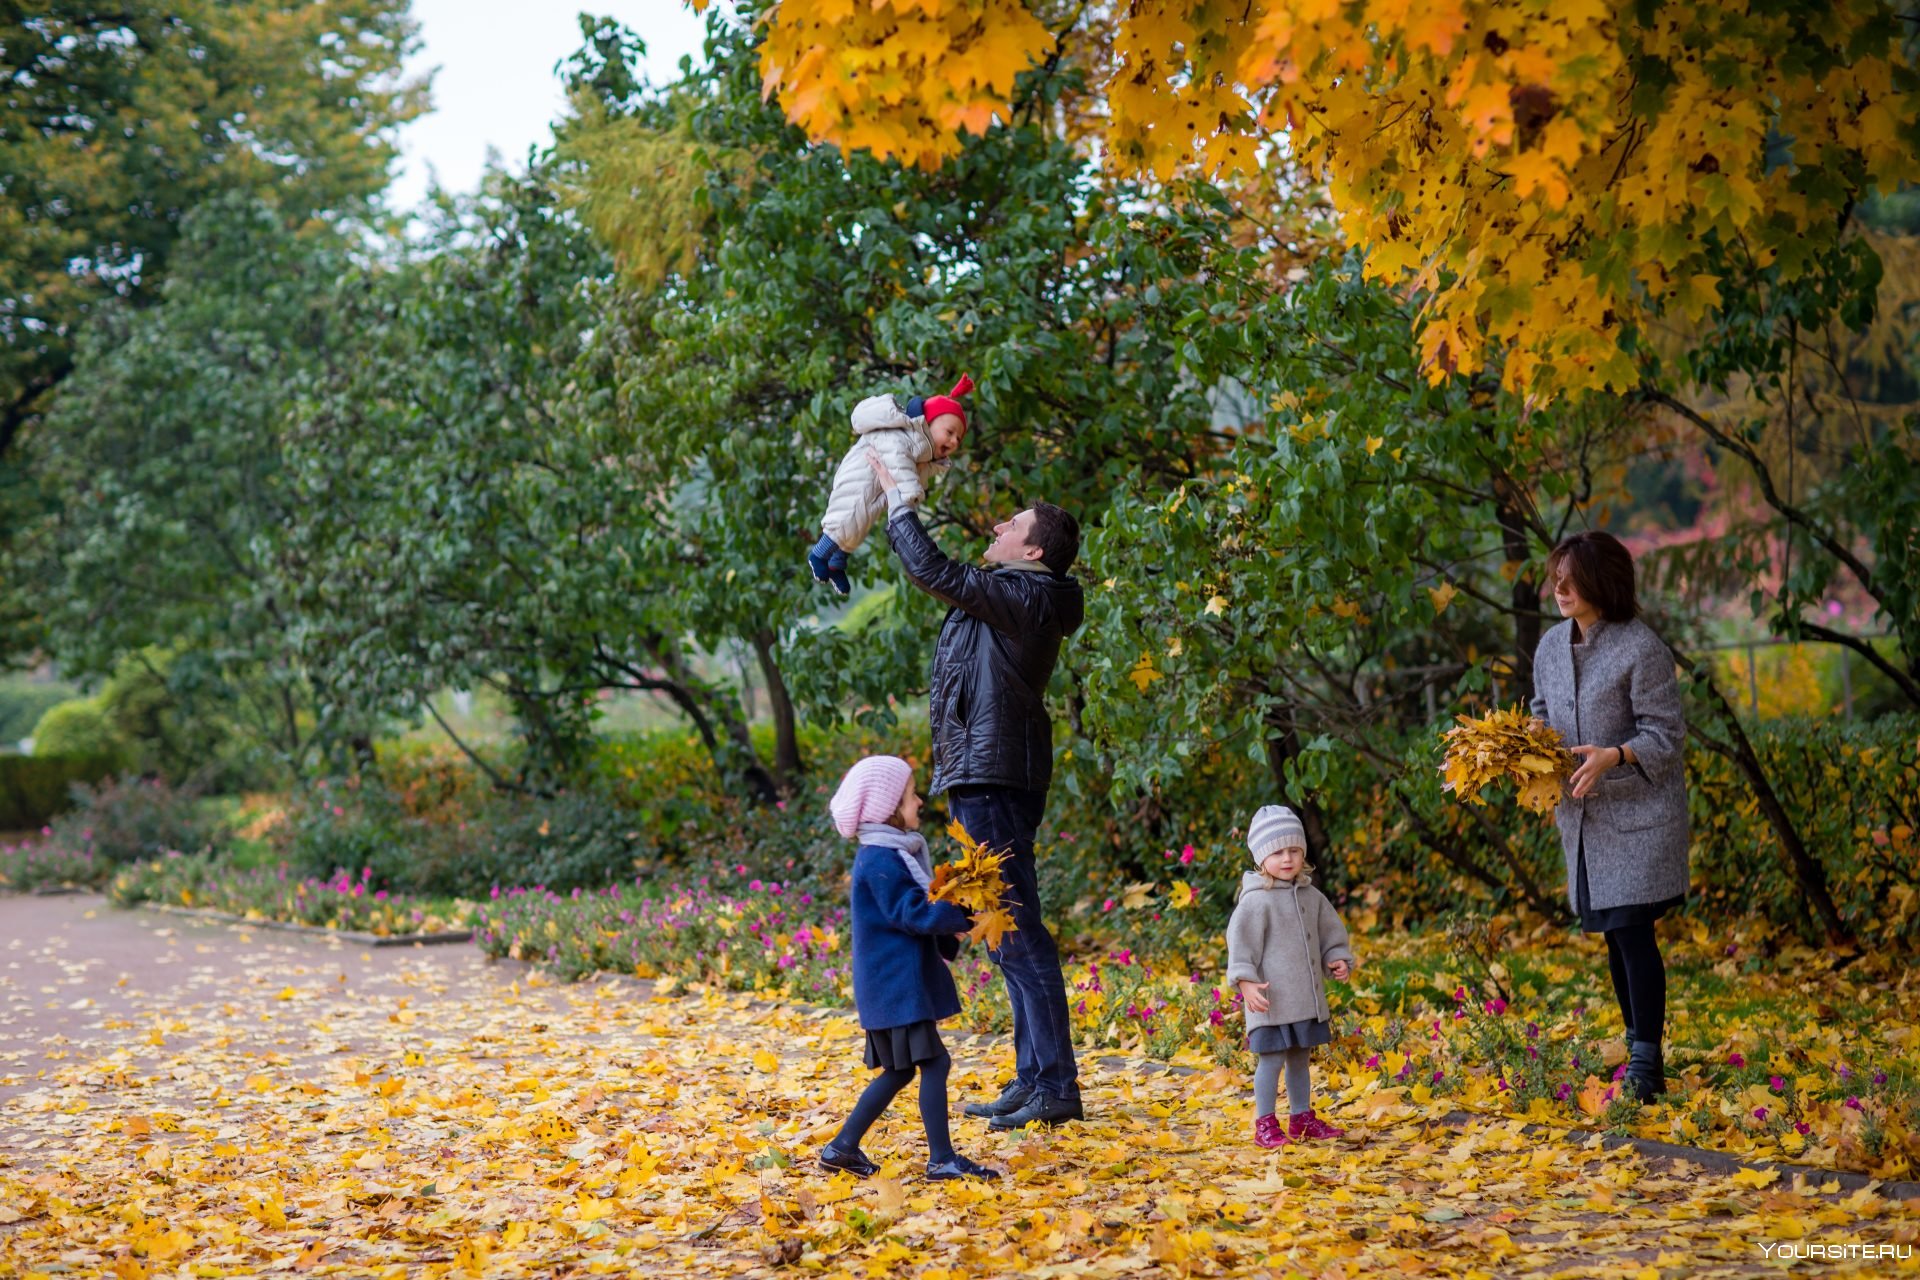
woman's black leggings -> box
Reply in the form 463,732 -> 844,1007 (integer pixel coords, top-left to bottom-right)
1604,923 -> 1667,1044
832,1049 -> 953,1163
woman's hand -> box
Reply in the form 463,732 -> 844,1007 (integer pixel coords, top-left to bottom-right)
1327,959 -> 1352,982
864,447 -> 899,493
1237,979 -> 1270,1014
1567,743 -> 1624,799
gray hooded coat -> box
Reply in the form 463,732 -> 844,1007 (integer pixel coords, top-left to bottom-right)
1224,871 -> 1355,1029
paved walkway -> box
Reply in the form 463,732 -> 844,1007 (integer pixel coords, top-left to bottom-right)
2,893 -> 1914,1277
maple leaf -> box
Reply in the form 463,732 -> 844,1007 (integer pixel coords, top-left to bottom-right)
1169,879 -> 1196,909
1128,653 -> 1165,692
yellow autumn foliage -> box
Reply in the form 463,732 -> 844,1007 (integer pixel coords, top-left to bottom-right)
930,819 -> 1019,948
1439,705 -> 1574,815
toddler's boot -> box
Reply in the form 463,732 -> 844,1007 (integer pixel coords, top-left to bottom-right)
1287,1109 -> 1345,1141
1253,1114 -> 1289,1149
808,534 -> 850,596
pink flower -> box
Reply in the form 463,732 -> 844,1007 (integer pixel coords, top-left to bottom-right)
1365,1054 -> 1380,1070
1484,998 -> 1507,1016
1769,1075 -> 1784,1092
1795,1122 -> 1811,1136
1209,1009 -> 1224,1025
331,805 -> 345,817
1728,1052 -> 1746,1068
1554,1082 -> 1572,1101
750,880 -> 763,891
1846,1096 -> 1863,1111
1179,845 -> 1196,865
1102,899 -> 1115,912
1431,1070 -> 1444,1084
1753,1107 -> 1768,1121
1873,1069 -> 1888,1085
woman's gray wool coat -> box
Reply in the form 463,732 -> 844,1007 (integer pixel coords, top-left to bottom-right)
1530,616 -> 1690,914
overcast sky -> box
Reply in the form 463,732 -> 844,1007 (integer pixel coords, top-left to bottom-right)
390,2 -> 712,210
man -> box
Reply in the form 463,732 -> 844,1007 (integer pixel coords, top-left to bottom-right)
865,450 -> 1085,1129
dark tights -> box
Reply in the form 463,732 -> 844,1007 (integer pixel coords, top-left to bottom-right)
832,1049 -> 953,1162
1604,923 -> 1667,1044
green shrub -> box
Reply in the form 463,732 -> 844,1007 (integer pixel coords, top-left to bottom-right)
30,698 -> 127,762
0,754 -> 120,830
44,775 -> 224,864
0,675 -> 77,745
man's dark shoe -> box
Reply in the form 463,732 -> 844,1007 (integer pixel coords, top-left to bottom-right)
963,1081 -> 1032,1120
926,1152 -> 1001,1182
988,1091 -> 1083,1130
819,1142 -> 879,1179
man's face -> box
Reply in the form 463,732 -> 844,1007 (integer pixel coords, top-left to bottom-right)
984,509 -> 1044,564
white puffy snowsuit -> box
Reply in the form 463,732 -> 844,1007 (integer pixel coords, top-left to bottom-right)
819,395 -> 946,552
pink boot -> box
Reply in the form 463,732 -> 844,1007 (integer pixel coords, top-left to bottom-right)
1253,1113 -> 1289,1148
1287,1109 -> 1345,1141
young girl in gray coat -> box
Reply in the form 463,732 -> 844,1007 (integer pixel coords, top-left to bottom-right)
1225,805 -> 1356,1148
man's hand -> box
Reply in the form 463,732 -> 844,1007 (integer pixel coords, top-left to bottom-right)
1237,979 -> 1270,1014
1567,743 -> 1623,799
1327,959 -> 1352,982
864,447 -> 899,494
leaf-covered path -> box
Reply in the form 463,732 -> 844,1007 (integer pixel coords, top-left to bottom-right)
2,894 -> 1914,1278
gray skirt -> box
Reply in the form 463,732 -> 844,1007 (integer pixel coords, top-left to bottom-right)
1248,1018 -> 1332,1054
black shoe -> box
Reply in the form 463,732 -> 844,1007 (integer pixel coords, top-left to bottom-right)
819,1142 -> 879,1179
926,1152 -> 1001,1182
988,1091 -> 1084,1130
963,1080 -> 1033,1120
1625,1040 -> 1665,1105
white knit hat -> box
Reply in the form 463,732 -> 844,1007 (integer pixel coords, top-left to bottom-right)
1247,804 -> 1307,865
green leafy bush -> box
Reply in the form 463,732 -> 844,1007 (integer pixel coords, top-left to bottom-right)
0,754 -> 120,830
44,775 -> 223,864
30,699 -> 126,762
0,675 -> 76,745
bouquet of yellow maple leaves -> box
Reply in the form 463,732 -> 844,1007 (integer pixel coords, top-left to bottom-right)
928,821 -> 1019,949
1439,706 -> 1576,815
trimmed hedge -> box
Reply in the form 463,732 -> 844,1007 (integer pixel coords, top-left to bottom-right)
0,754 -> 119,830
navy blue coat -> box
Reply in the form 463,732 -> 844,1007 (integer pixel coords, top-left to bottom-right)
849,843 -> 971,1031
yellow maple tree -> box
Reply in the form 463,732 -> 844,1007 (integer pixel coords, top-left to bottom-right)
724,0 -> 1920,400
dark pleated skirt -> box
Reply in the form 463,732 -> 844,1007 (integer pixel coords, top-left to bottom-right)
1248,1018 -> 1333,1054
1576,834 -> 1685,934
864,1019 -> 945,1071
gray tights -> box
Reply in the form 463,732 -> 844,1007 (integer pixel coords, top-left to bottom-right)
1253,1048 -> 1313,1118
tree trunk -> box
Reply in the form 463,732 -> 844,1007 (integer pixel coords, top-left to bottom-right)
1494,473 -> 1542,705
1261,699 -> 1336,887
642,632 -> 779,805
752,628 -> 804,788
1661,637 -> 1855,946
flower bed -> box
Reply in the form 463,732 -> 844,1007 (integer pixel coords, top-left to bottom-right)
0,837 -> 103,892
108,854 -> 478,937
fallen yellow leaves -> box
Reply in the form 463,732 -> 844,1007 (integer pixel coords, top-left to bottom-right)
3,901 -> 1918,1278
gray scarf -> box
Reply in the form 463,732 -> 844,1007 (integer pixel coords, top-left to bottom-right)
858,822 -> 933,892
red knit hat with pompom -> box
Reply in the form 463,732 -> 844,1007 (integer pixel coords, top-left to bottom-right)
921,373 -> 974,430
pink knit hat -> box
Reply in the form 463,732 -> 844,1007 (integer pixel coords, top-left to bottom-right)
829,756 -> 914,838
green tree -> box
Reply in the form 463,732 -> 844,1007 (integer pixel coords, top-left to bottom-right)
0,0 -> 425,457
14,195 -> 356,775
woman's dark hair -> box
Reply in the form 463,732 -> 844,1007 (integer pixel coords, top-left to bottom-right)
1546,530 -> 1638,621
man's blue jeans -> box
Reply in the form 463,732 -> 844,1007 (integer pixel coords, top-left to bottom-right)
946,785 -> 1080,1100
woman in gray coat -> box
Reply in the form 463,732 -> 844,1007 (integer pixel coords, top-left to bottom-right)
1530,531 -> 1688,1103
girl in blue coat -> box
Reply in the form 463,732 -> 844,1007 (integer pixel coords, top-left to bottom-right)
820,755 -> 1000,1182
